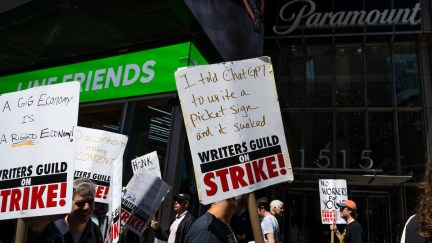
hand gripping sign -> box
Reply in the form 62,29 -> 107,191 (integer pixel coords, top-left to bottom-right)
319,179 -> 348,224
0,82 -> 80,220
175,56 -> 294,204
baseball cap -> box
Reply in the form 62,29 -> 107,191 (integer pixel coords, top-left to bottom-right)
173,193 -> 191,202
336,199 -> 357,210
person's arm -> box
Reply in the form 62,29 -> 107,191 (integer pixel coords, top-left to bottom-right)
265,233 -> 276,243
330,222 -> 342,241
151,220 -> 170,240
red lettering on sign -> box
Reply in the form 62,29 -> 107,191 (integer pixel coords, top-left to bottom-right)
46,184 -> 59,207
203,173 -> 217,196
1,190 -> 11,212
96,185 -> 110,200
10,188 -> 21,211
215,169 -> 229,192
277,154 -> 287,175
121,208 -> 131,223
252,159 -> 268,182
31,185 -> 46,209
22,187 -> 30,210
229,166 -> 247,189
266,156 -> 278,178
59,182 -> 67,207
111,221 -> 119,240
0,183 -> 69,213
244,162 -> 255,184
203,153 -> 287,196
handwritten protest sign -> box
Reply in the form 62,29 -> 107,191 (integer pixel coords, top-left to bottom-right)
74,126 -> 128,204
73,126 -> 128,243
109,151 -> 124,243
319,179 -> 347,224
0,82 -> 80,220
121,169 -> 171,235
175,56 -> 294,204
131,151 -> 161,178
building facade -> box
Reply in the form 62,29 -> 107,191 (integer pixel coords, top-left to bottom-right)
0,0 -> 431,242
263,0 -> 432,242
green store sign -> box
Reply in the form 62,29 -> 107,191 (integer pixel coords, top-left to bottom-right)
0,42 -> 207,103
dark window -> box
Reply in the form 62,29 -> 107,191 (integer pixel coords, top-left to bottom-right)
365,45 -> 393,107
398,111 -> 426,177
368,112 -> 397,174
394,45 -> 421,107
305,47 -> 333,107
335,47 -> 364,107
335,112 -> 365,169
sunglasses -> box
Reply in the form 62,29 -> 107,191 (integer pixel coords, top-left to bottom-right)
75,199 -> 95,208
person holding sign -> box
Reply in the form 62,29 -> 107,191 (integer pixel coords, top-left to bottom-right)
330,199 -> 363,243
55,178 -> 103,243
185,195 -> 246,243
257,197 -> 280,243
27,215 -> 66,243
151,193 -> 196,243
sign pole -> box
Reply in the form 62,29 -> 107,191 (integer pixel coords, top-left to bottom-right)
247,193 -> 264,243
14,218 -> 28,243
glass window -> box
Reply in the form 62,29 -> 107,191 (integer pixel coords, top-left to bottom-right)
284,191 -> 325,243
279,47 -> 304,108
305,47 -> 332,107
365,46 -> 393,107
335,112 -> 365,169
368,112 -> 397,174
352,192 -> 391,243
78,103 -> 124,133
304,112 -> 333,168
123,98 -> 174,184
282,112 -> 303,167
335,47 -> 364,107
393,45 -> 421,107
398,111 -> 426,178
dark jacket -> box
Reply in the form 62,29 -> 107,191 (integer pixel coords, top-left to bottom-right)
405,214 -> 430,243
154,211 -> 196,243
55,218 -> 103,243
27,221 -> 64,243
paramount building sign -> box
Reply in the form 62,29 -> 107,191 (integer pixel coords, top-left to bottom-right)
273,0 -> 421,35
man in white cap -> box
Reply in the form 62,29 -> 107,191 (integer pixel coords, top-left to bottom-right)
151,193 -> 195,243
330,199 -> 363,243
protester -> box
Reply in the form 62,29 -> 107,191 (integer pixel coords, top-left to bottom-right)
270,200 -> 284,217
270,199 -> 284,241
27,215 -> 65,243
330,199 -> 363,243
400,163 -> 432,242
185,195 -> 246,243
90,202 -> 109,239
151,193 -> 195,243
257,197 -> 280,243
55,178 -> 103,243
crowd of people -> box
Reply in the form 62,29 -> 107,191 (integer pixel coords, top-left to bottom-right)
0,179 -> 288,243
12,170 -> 432,243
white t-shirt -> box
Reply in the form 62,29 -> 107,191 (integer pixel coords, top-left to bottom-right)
261,214 -> 280,243
167,211 -> 187,243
